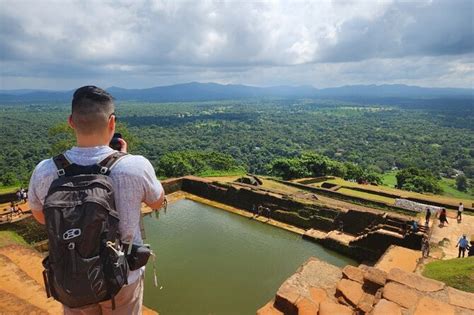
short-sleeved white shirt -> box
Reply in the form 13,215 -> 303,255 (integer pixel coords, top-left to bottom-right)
28,145 -> 163,283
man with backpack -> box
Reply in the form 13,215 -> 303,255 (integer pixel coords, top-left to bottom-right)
28,86 -> 164,314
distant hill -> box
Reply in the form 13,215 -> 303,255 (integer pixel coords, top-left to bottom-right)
0,82 -> 472,103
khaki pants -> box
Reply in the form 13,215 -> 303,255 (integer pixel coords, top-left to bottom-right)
63,276 -> 144,315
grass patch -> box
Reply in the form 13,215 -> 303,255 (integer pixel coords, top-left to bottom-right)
0,230 -> 28,248
381,171 -> 397,187
439,178 -> 474,200
422,257 -> 474,292
0,185 -> 18,194
198,168 -> 246,177
337,187 -> 395,204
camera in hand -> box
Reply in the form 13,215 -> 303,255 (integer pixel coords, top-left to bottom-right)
110,132 -> 122,151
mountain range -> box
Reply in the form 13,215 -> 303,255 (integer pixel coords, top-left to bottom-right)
0,82 -> 472,103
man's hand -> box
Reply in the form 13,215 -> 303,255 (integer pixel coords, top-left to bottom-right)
146,191 -> 165,210
118,138 -> 128,153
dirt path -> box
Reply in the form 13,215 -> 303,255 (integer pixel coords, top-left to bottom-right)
430,211 -> 474,259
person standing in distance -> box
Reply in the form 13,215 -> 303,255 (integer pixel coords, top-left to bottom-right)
28,86 -> 164,314
457,202 -> 463,222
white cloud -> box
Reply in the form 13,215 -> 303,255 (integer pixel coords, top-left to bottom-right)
0,0 -> 472,89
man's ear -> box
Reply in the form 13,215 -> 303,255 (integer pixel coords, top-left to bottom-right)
108,114 -> 116,131
68,115 -> 75,129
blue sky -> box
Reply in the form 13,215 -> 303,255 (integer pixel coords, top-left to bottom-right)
0,0 -> 473,89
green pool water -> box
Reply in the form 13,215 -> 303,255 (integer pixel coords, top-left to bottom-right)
142,199 -> 356,315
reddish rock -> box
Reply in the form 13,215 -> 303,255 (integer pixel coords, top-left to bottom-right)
371,299 -> 402,315
336,279 -> 364,307
295,297 -> 318,315
257,301 -> 284,315
447,287 -> 474,310
357,293 -> 375,314
363,267 -> 387,287
382,282 -> 420,309
387,268 -> 445,292
275,283 -> 299,315
342,265 -> 365,284
318,301 -> 353,315
413,296 -> 455,315
308,287 -> 327,306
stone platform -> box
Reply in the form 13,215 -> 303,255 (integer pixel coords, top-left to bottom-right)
257,257 -> 474,315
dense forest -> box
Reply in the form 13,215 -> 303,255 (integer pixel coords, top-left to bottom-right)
0,98 -> 472,196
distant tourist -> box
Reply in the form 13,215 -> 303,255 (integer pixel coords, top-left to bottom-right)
457,202 -> 463,222
21,189 -> 28,203
456,234 -> 469,258
16,189 -> 22,202
468,241 -> 474,257
411,220 -> 419,233
425,208 -> 431,225
338,220 -> 344,232
439,208 -> 448,227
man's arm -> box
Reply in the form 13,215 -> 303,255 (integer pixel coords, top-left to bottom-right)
31,209 -> 45,225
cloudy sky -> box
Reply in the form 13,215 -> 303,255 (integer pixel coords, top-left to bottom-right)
0,0 -> 473,90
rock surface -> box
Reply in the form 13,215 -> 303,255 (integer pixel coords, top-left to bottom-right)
336,278 -> 364,306
259,256 -> 474,315
387,267 -> 445,292
370,299 -> 401,315
413,296 -> 455,315
447,287 -> 474,310
363,266 -> 387,287
342,265 -> 365,283
318,301 -> 353,315
382,282 -> 420,309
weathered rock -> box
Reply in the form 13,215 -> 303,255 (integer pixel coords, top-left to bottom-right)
357,293 -> 375,314
413,296 -> 455,315
363,267 -> 387,287
447,287 -> 474,310
295,297 -> 318,315
342,265 -> 365,284
275,283 -> 299,315
336,279 -> 364,307
370,299 -> 402,315
318,301 -> 353,315
383,282 -> 420,309
257,301 -> 284,315
308,287 -> 327,306
387,268 -> 445,292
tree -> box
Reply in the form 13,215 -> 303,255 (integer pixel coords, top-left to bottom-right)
456,175 -> 468,192
396,168 -> 441,194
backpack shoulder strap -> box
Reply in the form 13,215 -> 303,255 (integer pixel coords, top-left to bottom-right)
53,154 -> 71,177
98,152 -> 128,175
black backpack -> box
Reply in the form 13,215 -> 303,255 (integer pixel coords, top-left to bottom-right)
42,152 -> 129,309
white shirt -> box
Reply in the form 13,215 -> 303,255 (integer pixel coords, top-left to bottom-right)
28,145 -> 163,283
459,204 -> 464,212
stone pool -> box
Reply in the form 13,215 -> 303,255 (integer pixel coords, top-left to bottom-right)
143,199 -> 356,314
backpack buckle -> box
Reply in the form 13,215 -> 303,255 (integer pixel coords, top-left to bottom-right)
57,169 -> 65,176
99,167 -> 109,175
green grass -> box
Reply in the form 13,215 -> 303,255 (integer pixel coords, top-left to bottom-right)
0,185 -> 18,194
0,230 -> 28,248
198,168 -> 246,177
381,171 -> 397,187
422,257 -> 474,292
439,178 -> 474,200
337,187 -> 395,204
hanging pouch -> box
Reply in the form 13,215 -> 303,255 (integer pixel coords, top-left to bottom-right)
126,244 -> 152,271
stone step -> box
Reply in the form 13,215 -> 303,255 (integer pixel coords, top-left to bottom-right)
0,244 -> 46,287
0,253 -> 62,314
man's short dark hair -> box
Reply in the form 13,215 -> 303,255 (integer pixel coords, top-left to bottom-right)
71,86 -> 115,135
